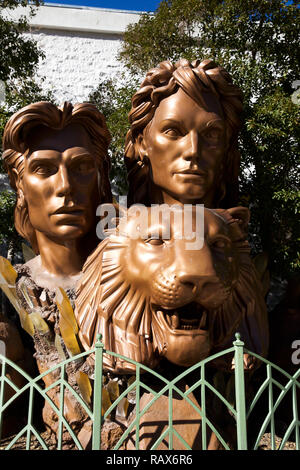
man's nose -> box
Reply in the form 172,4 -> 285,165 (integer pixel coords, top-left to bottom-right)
182,130 -> 201,161
56,166 -> 72,196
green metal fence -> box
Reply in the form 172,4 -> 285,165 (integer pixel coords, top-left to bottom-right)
0,333 -> 299,450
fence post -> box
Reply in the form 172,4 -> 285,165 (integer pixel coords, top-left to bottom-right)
92,334 -> 104,450
233,333 -> 248,450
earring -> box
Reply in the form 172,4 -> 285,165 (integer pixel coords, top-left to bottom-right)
137,155 -> 149,168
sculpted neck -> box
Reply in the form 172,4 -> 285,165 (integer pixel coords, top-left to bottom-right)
24,231 -> 99,290
35,231 -> 98,277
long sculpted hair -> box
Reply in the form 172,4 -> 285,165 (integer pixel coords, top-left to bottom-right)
124,58 -> 244,208
2,101 -> 112,253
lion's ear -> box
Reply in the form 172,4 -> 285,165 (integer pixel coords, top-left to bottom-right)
224,207 -> 250,242
227,207 -> 250,233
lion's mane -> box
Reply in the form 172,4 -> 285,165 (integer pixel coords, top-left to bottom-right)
75,211 -> 268,374
76,235 -> 156,373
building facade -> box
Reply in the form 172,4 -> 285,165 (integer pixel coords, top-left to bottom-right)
9,3 -> 141,103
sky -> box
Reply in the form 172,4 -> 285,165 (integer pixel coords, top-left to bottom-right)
43,0 -> 298,13
44,0 -> 161,12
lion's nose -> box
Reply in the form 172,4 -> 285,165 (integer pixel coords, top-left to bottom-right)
178,275 -> 199,293
178,274 -> 220,295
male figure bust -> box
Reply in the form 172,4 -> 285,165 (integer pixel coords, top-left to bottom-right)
124,58 -> 243,208
2,101 -> 111,290
75,59 -> 268,370
1,102 -> 112,442
121,59 -> 268,364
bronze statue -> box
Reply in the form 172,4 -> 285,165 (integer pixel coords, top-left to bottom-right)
2,101 -> 111,289
125,58 -> 243,208
1,101 -> 112,444
0,60 -> 273,450
75,205 -> 269,374
74,58 -> 269,376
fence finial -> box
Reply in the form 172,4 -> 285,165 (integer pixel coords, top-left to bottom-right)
233,332 -> 244,346
95,333 -> 103,347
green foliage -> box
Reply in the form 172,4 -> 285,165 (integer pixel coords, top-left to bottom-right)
0,0 -> 53,257
89,78 -> 138,195
0,0 -> 54,164
0,1 -> 42,83
120,0 -> 300,86
111,0 -> 300,277
0,190 -> 21,254
240,88 -> 300,275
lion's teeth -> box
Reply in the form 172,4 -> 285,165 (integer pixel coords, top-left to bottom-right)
199,310 -> 207,329
171,312 -> 180,329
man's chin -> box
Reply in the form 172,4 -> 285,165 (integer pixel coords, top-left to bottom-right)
49,225 -> 89,240
169,183 -> 210,204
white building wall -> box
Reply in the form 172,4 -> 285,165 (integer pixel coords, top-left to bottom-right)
9,4 -> 141,103
24,28 -> 124,103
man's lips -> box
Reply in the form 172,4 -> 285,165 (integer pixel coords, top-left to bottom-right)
52,206 -> 84,215
174,168 -> 206,177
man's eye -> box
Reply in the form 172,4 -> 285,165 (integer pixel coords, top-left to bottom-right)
164,128 -> 182,137
72,160 -> 95,173
204,129 -> 222,141
78,162 -> 93,172
144,238 -> 165,246
210,237 -> 231,250
214,240 -> 226,248
34,165 -> 56,176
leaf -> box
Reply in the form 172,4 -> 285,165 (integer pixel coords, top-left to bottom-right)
0,257 -> 21,313
75,371 -> 93,406
29,311 -> 49,334
18,306 -> 34,337
102,387 -> 112,416
106,378 -> 120,403
55,287 -> 81,356
0,256 -> 17,285
56,287 -> 79,335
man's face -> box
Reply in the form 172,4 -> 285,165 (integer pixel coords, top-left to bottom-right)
20,124 -> 100,242
139,88 -> 226,206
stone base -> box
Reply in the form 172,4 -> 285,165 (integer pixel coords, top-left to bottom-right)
76,419 -> 125,450
126,382 -> 224,450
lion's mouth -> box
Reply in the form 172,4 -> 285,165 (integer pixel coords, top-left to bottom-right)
154,302 -> 208,332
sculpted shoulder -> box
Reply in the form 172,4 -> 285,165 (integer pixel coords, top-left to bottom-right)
21,255 -> 82,291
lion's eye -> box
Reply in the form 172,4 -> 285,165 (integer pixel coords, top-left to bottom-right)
144,238 -> 165,246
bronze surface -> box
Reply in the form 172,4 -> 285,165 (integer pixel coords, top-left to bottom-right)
2,101 -> 112,288
75,206 -> 268,373
125,58 -> 243,209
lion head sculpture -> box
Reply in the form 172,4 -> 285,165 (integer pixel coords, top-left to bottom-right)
75,206 -> 269,373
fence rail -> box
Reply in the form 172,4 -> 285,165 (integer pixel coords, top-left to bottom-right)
0,332 -> 299,450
